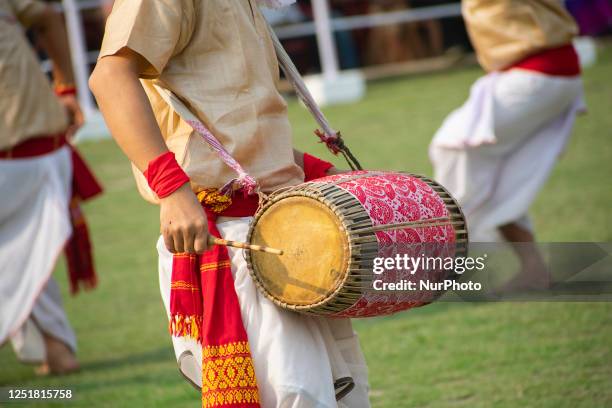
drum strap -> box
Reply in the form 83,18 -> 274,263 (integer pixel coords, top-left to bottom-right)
152,84 -> 258,196
266,22 -> 363,171
152,21 -> 363,195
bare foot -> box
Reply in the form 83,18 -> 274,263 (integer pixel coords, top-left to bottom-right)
34,363 -> 50,377
496,222 -> 552,295
498,257 -> 552,294
42,334 -> 80,375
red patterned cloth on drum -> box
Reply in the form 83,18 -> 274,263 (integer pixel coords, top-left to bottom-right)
315,172 -> 458,318
169,153 -> 332,407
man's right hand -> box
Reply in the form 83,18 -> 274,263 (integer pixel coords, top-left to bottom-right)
159,184 -> 210,254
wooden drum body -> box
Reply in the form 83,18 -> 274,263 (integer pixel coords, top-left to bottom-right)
246,171 -> 467,318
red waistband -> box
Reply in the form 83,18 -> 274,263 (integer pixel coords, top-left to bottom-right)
215,193 -> 260,218
202,152 -> 334,218
0,133 -> 68,159
506,44 -> 581,77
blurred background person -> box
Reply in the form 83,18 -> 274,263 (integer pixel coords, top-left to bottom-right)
264,0 -> 468,75
429,0 -> 585,291
365,0 -> 445,65
0,0 -> 101,375
366,0 -> 414,64
409,0 -> 447,58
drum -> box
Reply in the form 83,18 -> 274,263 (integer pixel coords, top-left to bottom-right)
246,171 -> 467,318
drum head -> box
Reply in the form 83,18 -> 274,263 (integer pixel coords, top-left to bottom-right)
249,196 -> 350,307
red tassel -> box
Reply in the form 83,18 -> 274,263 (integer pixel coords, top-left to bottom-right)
65,198 -> 97,294
65,146 -> 102,295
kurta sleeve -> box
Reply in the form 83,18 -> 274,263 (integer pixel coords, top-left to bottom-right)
99,0 -> 192,77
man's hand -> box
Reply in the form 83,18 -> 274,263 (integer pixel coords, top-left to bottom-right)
58,94 -> 85,139
91,49 -> 204,253
160,184 -> 210,254
29,4 -> 85,139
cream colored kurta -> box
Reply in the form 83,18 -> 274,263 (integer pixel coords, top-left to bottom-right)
99,0 -> 305,202
0,0 -> 68,150
462,0 -> 578,71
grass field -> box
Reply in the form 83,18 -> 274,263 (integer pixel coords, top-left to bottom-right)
1,44 -> 611,407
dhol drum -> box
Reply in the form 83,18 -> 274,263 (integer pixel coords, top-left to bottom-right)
246,171 -> 468,318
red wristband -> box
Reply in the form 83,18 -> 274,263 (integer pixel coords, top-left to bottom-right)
144,152 -> 190,198
303,153 -> 334,182
55,85 -> 77,96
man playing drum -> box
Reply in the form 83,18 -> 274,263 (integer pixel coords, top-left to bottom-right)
90,0 -> 370,406
430,0 -> 584,290
0,0 -> 101,374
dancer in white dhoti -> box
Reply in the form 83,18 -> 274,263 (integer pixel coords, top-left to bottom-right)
430,0 -> 585,288
0,0 -> 101,374
91,0 -> 370,406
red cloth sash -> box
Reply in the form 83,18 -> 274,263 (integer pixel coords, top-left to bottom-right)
0,134 -> 103,294
66,147 -> 103,294
506,44 -> 581,77
170,201 -> 261,408
169,153 -> 333,408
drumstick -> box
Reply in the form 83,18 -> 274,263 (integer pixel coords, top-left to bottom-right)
207,236 -> 283,255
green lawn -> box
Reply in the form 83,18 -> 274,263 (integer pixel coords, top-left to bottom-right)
1,44 -> 611,407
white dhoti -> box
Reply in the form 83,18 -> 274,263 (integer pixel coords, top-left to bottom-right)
429,69 -> 585,241
158,217 -> 371,408
0,147 -> 77,360
10,278 -> 77,362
